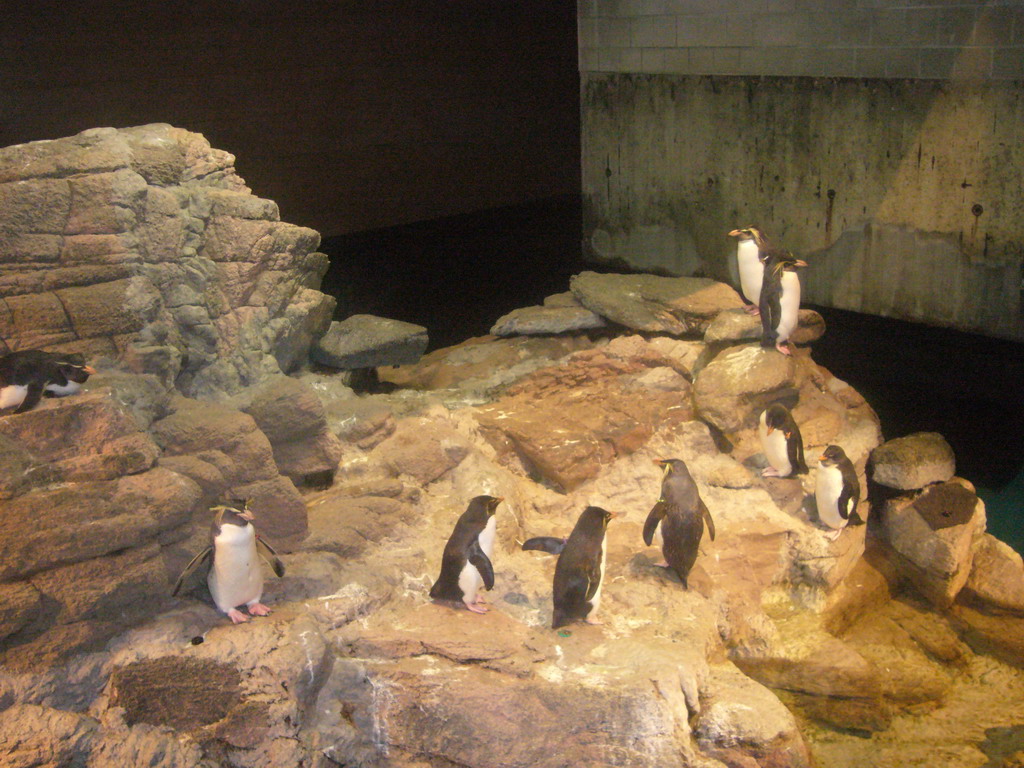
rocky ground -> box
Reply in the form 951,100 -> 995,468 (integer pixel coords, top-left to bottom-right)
2,125 -> 1023,768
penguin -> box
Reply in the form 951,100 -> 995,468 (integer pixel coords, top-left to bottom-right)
643,458 -> 716,589
728,226 -> 772,315
45,353 -> 96,397
759,248 -> 807,356
172,499 -> 285,624
552,505 -> 617,629
429,495 -> 502,614
758,404 -> 808,478
815,445 -> 862,540
0,350 -> 97,413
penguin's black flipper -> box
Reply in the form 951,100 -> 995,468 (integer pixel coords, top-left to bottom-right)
700,499 -> 716,541
172,547 -> 212,596
643,501 -> 668,547
256,535 -> 285,578
467,539 -> 494,591
522,536 -> 567,555
14,381 -> 44,414
837,485 -> 856,521
788,429 -> 808,475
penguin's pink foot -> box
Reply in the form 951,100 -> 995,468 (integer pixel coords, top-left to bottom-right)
584,616 -> 604,626
227,608 -> 249,624
824,528 -> 843,541
466,602 -> 489,614
247,602 -> 272,617
474,594 -> 488,605
654,561 -> 670,568
775,341 -> 792,356
744,305 -> 760,316
762,467 -> 782,477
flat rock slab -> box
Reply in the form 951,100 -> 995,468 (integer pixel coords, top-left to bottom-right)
490,305 -> 607,336
871,432 -> 955,490
704,308 -> 826,346
312,314 -> 428,369
570,271 -> 743,335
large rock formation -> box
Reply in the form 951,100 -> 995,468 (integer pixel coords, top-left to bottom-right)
0,124 -> 335,397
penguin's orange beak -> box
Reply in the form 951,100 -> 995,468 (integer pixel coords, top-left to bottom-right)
239,509 -> 254,522
794,259 -> 808,268
607,510 -> 619,519
766,425 -> 774,434
728,229 -> 742,237
83,366 -> 97,375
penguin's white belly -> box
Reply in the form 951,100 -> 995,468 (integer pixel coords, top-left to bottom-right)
0,384 -> 28,409
45,380 -> 81,397
815,465 -> 848,530
760,420 -> 792,476
776,272 -> 801,342
208,524 -> 263,611
458,560 -> 482,605
588,540 -> 608,615
737,243 -> 763,305
478,515 -> 497,559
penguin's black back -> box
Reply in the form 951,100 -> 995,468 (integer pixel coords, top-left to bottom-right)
430,496 -> 495,601
766,404 -> 808,474
758,249 -> 788,346
650,459 -> 714,588
552,505 -> 611,628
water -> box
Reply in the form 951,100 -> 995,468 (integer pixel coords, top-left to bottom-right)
319,201 -> 1024,554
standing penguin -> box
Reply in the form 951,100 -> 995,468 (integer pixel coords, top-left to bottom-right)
759,249 -> 807,356
728,226 -> 772,315
815,445 -> 861,540
759,404 -> 808,477
172,499 -> 285,624
0,350 -> 96,413
430,495 -> 502,614
643,458 -> 716,589
552,505 -> 617,629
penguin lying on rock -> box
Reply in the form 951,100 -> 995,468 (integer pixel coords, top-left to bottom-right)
759,404 -> 808,478
815,445 -> 863,540
430,495 -> 502,614
172,499 -> 285,624
0,350 -> 96,414
759,249 -> 807,356
728,226 -> 773,315
644,458 -> 715,589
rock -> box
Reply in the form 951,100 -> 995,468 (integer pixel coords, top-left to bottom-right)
490,304 -> 607,336
0,124 -> 334,399
475,341 -> 694,491
312,314 -> 428,369
880,483 -> 986,608
696,663 -> 811,768
704,307 -> 826,346
238,375 -> 343,484
871,432 -> 956,490
370,417 -> 472,485
951,605 -> 1024,669
570,270 -> 743,335
378,334 -> 595,393
959,534 -> 1024,616
693,345 -> 797,433
0,704 -> 97,768
0,582 -> 42,640
303,495 -> 415,557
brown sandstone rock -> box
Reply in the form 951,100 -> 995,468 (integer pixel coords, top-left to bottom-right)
704,307 -> 826,346
570,270 -> 743,335
960,533 -> 1024,616
371,417 -> 472,484
694,344 -> 798,433
0,704 -> 97,768
870,431 -> 956,491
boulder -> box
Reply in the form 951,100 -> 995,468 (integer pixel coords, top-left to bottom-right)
870,432 -> 956,490
570,270 -> 743,335
370,417 -> 472,485
703,307 -> 826,346
311,314 -> 428,369
693,345 -> 797,433
959,533 -> 1024,616
880,482 -> 986,608
490,304 -> 607,336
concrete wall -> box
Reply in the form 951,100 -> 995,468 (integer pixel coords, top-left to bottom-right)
1,2 -> 579,237
578,2 -> 1024,340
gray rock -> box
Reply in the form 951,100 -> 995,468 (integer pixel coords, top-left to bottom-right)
570,270 -> 743,335
490,305 -> 607,336
960,533 -> 1024,616
871,432 -> 956,490
693,345 -> 797,433
704,308 -> 826,346
312,314 -> 428,369
542,291 -> 583,308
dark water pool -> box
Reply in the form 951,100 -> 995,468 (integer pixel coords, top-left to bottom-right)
320,200 -> 1024,555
